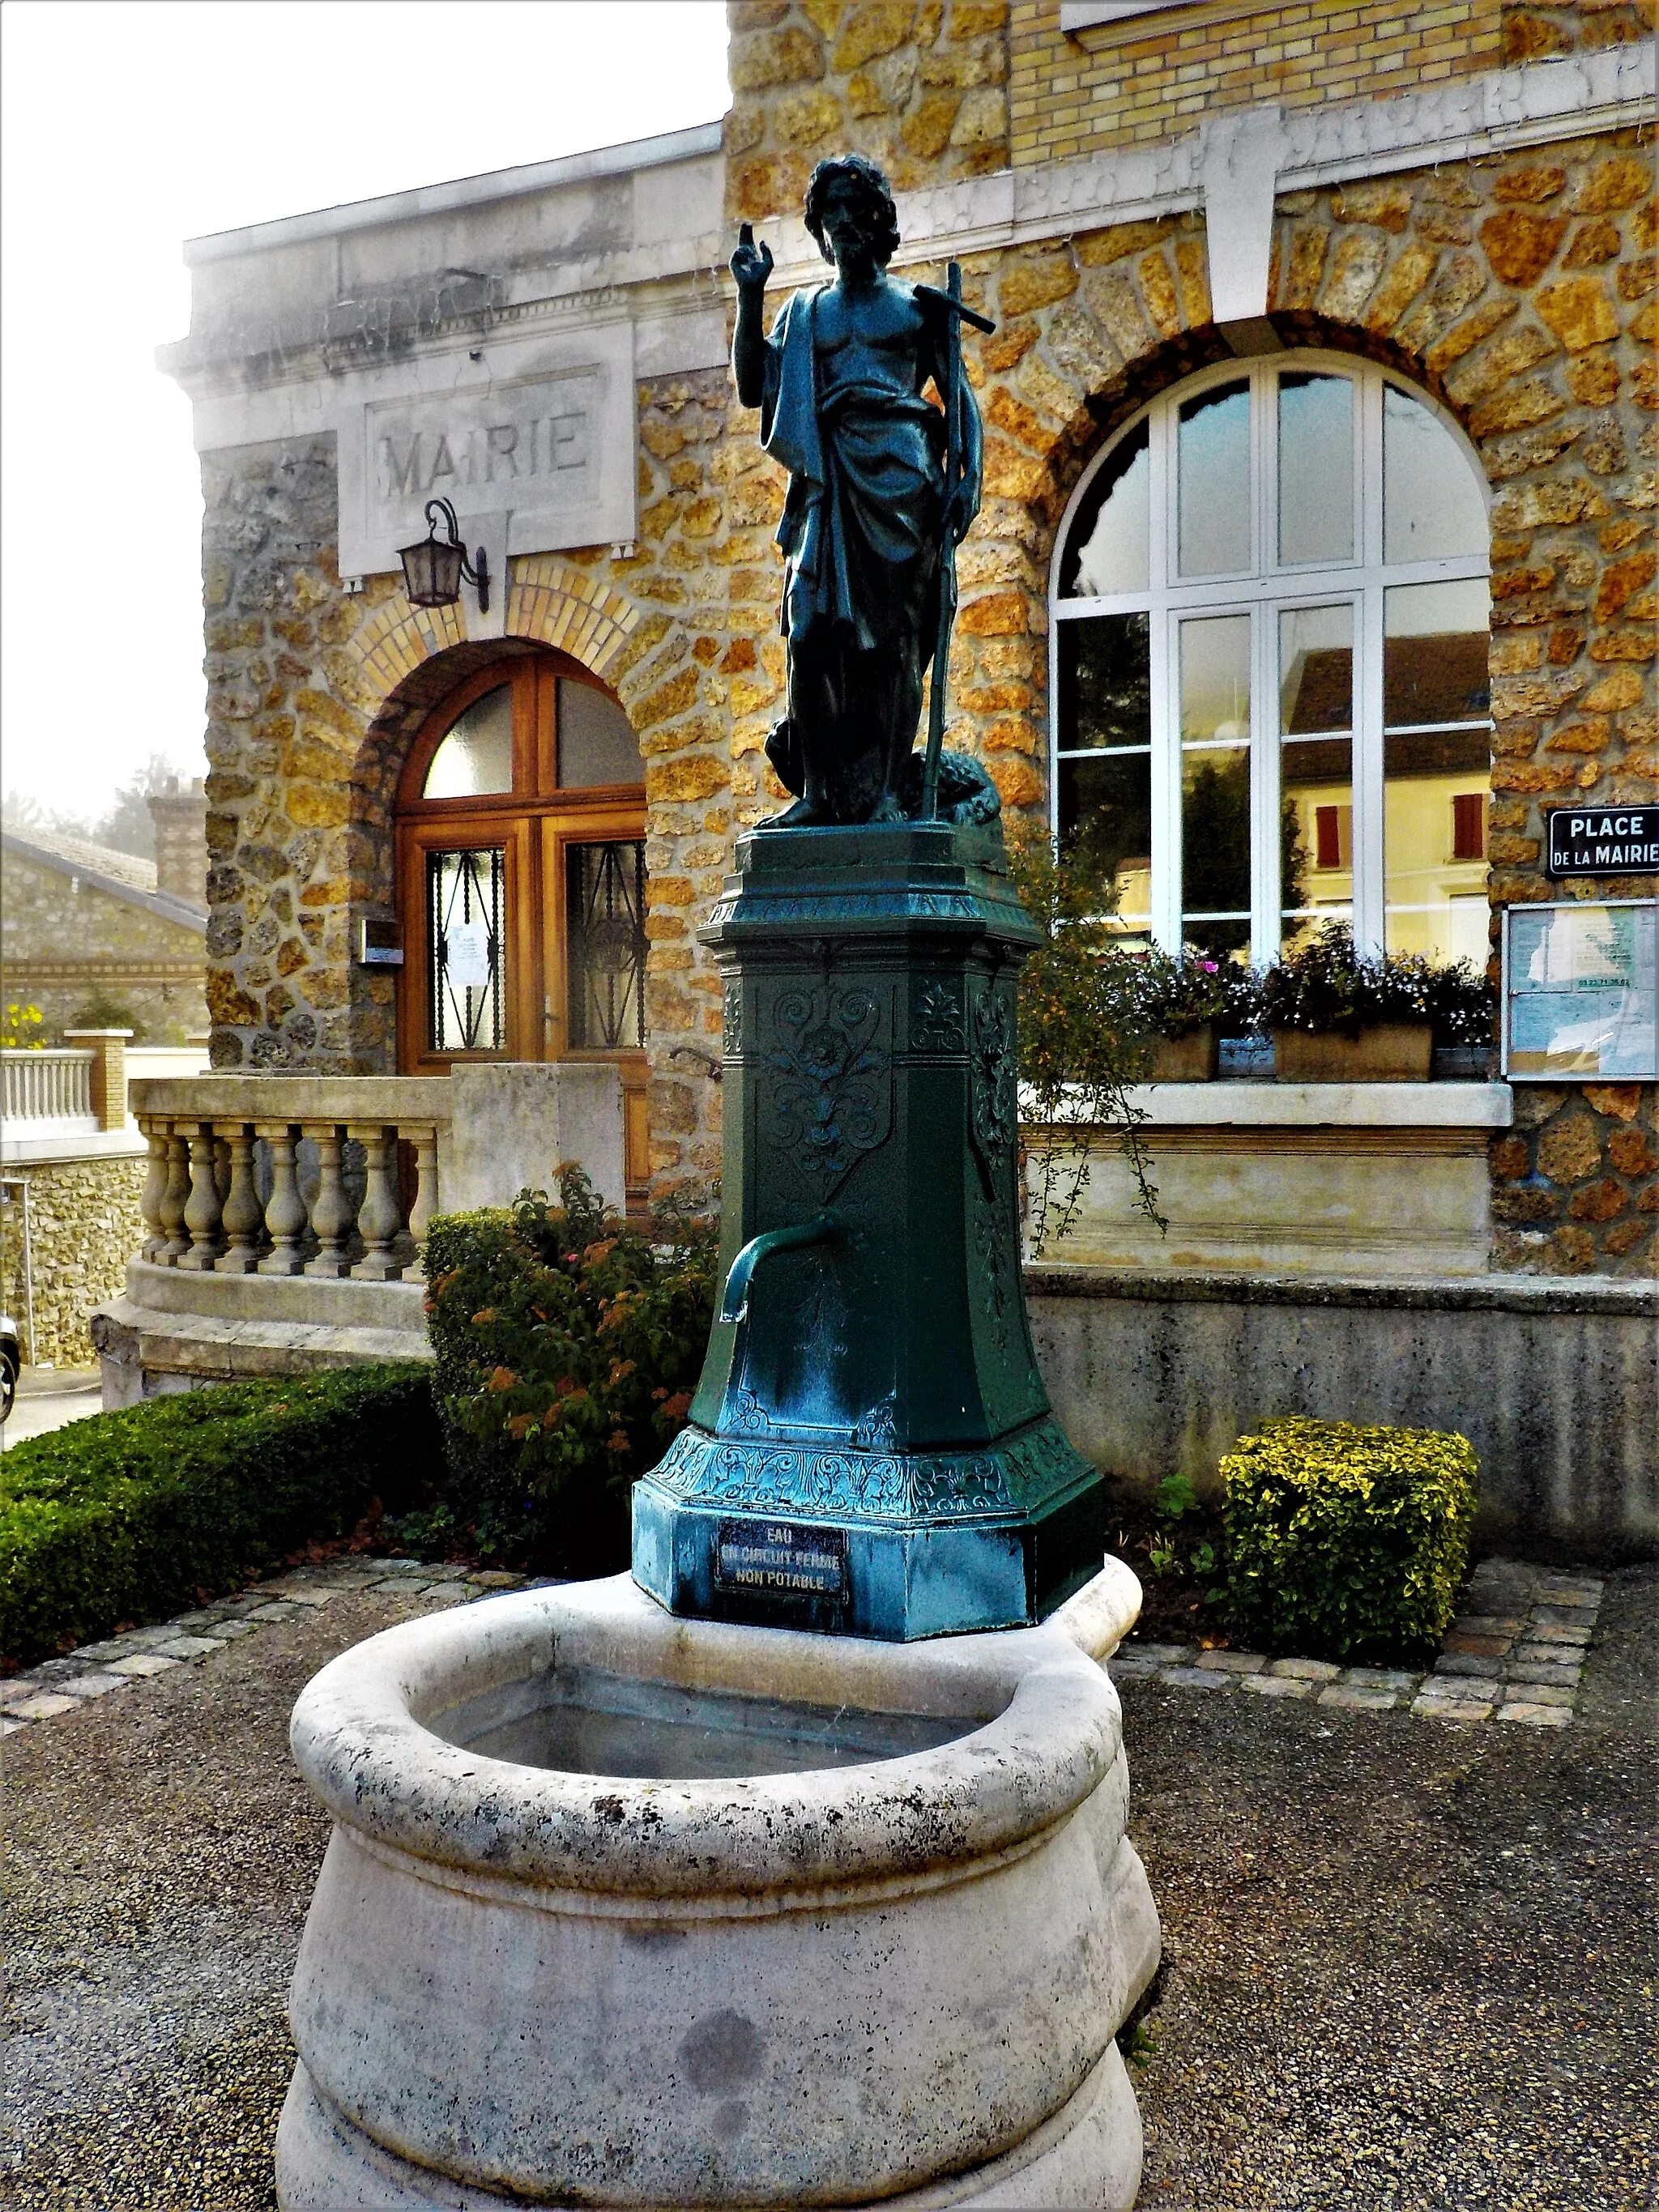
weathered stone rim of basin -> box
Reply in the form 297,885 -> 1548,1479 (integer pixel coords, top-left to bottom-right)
288,1566 -> 1141,1902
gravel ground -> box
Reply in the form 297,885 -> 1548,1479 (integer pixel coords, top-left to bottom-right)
1127,1562 -> 1657,2212
2,1566 -> 1653,2210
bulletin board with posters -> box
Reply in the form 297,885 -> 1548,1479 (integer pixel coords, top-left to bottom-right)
1502,901 -> 1658,1081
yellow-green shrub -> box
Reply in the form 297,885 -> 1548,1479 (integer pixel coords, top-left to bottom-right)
1222,1417 -> 1477,1663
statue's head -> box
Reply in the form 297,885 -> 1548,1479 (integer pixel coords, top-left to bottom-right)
804,153 -> 901,269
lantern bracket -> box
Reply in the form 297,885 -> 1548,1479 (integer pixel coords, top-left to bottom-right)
397,497 -> 490,614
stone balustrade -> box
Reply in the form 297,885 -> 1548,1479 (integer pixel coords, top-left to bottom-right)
130,1076 -> 451,1285
3,1049 -> 96,1132
96,1063 -> 626,1404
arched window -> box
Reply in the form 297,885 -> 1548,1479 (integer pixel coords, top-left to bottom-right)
1051,355 -> 1491,969
393,648 -> 651,1199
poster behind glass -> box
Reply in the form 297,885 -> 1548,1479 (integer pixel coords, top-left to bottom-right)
1503,901 -> 1657,1080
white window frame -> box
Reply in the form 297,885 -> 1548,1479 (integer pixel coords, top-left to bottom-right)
1047,352 -> 1491,965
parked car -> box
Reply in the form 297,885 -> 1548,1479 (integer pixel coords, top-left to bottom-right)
0,1314 -> 19,1424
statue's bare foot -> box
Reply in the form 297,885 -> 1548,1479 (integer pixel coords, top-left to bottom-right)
868,795 -> 908,825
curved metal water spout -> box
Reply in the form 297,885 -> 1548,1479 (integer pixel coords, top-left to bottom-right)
718,1209 -> 844,1326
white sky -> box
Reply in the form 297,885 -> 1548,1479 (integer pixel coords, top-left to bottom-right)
0,0 -> 729,823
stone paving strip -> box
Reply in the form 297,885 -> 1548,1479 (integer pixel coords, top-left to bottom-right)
1109,1559 -> 1604,1728
0,1559 -> 529,1736
1,1554 -> 1601,1737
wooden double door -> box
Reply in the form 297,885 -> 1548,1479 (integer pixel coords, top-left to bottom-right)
394,650 -> 651,1206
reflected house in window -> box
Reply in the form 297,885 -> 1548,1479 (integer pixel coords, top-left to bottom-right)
1051,357 -> 1492,970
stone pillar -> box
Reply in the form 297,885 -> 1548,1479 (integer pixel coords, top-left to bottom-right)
633,820 -> 1105,1641
62,1029 -> 132,1132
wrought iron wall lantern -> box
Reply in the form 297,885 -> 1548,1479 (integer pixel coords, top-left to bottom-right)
398,497 -> 489,614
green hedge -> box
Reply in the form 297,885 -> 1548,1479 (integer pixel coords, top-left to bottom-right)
0,1363 -> 438,1665
422,1167 -> 715,1575
1222,1416 -> 1478,1664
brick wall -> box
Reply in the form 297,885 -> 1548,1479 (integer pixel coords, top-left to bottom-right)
1008,0 -> 1502,166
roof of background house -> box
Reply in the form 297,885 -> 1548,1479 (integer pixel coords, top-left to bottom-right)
1,828 -> 207,932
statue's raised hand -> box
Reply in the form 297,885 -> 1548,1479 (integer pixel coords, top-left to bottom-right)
731,222 -> 774,293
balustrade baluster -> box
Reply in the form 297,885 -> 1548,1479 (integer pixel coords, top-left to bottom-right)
215,1123 -> 265,1272
304,1123 -> 356,1278
177,1121 -> 226,1269
404,1126 -> 440,1279
256,1123 -> 307,1275
158,1127 -> 192,1263
139,1123 -> 170,1259
349,1123 -> 405,1280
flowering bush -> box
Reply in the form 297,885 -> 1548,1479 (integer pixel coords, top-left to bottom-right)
1260,921 -> 1493,1042
421,1166 -> 717,1573
1,1003 -> 45,1051
1007,833 -> 1162,1252
1121,948 -> 1265,1039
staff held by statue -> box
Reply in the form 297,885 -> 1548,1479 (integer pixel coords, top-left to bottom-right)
915,262 -> 995,822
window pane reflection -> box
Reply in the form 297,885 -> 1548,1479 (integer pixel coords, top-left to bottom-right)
558,679 -> 641,789
1057,752 -> 1153,931
1180,614 -> 1251,741
1180,616 -> 1251,953
1278,373 -> 1354,567
1279,603 -> 1353,734
1179,381 -> 1250,577
1384,727 -> 1491,965
1384,580 -> 1491,727
1057,614 -> 1151,749
1061,418 -> 1149,597
423,684 -> 514,798
1280,604 -> 1353,949
1384,386 -> 1487,564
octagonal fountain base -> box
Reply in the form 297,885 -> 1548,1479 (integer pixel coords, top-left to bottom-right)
275,1566 -> 1160,2210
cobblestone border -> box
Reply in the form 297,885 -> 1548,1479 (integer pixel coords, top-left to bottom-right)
1,1555 -> 1603,1739
0,1558 -> 530,1734
1110,1560 -> 1603,1728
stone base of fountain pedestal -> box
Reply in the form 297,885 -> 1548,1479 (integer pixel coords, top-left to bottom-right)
274,1566 -> 1160,2212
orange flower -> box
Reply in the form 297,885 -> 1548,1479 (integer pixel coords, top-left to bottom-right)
486,1366 -> 519,1392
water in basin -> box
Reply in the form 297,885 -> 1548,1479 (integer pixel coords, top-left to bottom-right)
431,1663 -> 987,1780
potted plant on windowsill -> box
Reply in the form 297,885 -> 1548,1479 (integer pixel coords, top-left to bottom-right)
1261,922 -> 1491,1082
1123,950 -> 1260,1080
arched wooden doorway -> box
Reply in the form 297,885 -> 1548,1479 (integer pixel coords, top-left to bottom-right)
393,647 -> 650,1207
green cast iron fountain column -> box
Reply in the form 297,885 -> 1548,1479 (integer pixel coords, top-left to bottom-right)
632,819 -> 1106,1639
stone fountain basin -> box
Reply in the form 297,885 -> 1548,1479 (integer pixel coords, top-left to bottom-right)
276,1566 -> 1160,2210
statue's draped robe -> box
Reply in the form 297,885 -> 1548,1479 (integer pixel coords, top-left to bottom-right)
758,285 -> 974,662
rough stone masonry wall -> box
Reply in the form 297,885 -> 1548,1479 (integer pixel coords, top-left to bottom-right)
0,850 -> 207,1043
0,1155 -> 146,1367
727,0 -> 1012,216
198,436 -> 393,1073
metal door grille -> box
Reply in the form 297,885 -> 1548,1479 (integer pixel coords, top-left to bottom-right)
566,841 -> 646,1049
429,846 -> 506,1052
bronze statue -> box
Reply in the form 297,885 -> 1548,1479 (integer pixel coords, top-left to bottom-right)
730,153 -> 996,828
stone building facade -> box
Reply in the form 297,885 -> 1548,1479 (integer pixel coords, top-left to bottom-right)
1,823 -> 207,1045
162,6 -> 1654,1276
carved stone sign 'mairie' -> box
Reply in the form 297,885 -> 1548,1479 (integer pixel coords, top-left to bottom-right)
334,324 -> 637,581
